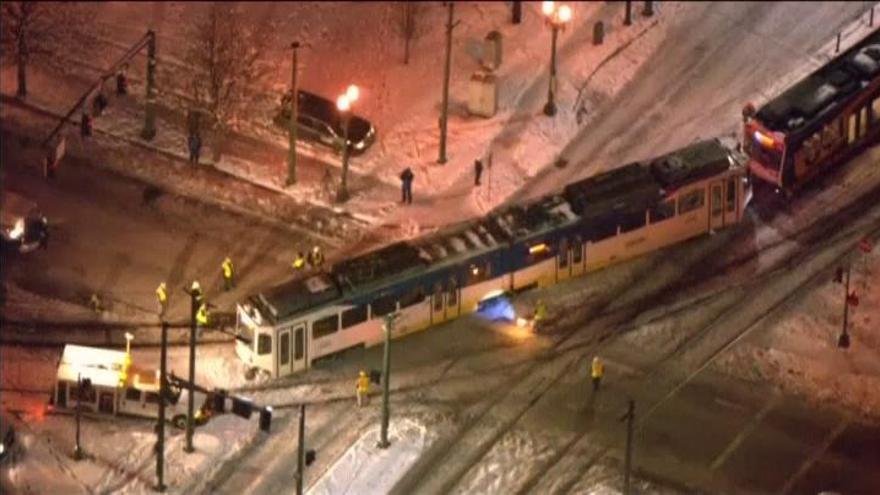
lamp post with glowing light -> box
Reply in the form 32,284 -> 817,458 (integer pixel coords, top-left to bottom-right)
542,2 -> 572,117
336,84 -> 359,203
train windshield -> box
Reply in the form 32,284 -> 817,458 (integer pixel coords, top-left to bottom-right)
746,129 -> 783,171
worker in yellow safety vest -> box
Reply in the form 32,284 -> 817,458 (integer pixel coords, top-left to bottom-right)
291,252 -> 307,271
533,299 -> 547,332
221,257 -> 235,291
156,282 -> 168,315
308,246 -> 324,269
356,370 -> 370,407
591,356 -> 604,392
196,303 -> 209,327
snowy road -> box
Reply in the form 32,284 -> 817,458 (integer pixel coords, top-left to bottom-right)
512,1 -> 871,203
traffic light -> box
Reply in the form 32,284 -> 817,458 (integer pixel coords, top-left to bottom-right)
259,407 -> 272,433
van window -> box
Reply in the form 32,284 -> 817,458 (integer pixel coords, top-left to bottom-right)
258,334 -> 272,355
125,388 -> 141,401
145,392 -> 160,404
312,314 -> 339,339
342,305 -> 368,328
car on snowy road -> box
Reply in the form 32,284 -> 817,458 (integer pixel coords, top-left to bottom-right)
274,89 -> 376,155
1,191 -> 48,253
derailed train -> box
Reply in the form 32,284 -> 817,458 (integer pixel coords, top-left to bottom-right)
236,28 -> 879,379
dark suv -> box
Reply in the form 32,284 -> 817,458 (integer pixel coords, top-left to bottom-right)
274,90 -> 376,155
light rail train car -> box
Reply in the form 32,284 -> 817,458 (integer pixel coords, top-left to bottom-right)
235,139 -> 751,378
745,28 -> 880,194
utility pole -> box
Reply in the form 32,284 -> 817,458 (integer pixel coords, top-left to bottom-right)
296,404 -> 306,495
74,373 -> 84,461
378,314 -> 396,449
141,30 -> 157,141
839,263 -> 851,348
620,399 -> 635,495
184,283 -> 200,453
286,41 -> 300,186
155,321 -> 168,492
438,2 -> 457,165
624,0 -> 633,26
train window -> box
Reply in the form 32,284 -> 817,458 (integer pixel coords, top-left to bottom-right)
558,238 -> 569,268
619,210 -> 647,233
312,314 -> 339,339
872,98 -> 879,122
280,332 -> 290,365
145,392 -> 160,405
400,287 -> 426,308
70,382 -> 97,403
258,334 -> 272,355
125,388 -> 141,401
712,185 -> 722,216
433,283 -> 444,311
342,305 -> 368,328
467,262 -> 492,285
371,294 -> 397,318
860,107 -> 869,136
649,199 -> 675,223
527,242 -> 554,264
294,329 -> 304,360
447,278 -> 458,306
678,189 -> 704,214
572,236 -> 583,264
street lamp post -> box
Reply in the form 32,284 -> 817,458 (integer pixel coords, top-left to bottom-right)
184,281 -> 202,453
378,313 -> 397,449
542,2 -> 572,117
155,321 -> 168,492
287,41 -> 300,186
336,85 -> 359,203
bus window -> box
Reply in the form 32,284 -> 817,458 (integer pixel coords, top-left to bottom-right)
312,314 -> 339,339
558,238 -> 569,268
342,305 -> 368,329
712,185 -> 722,216
400,287 -> 426,308
447,278 -> 458,306
257,334 -> 272,355
618,210 -> 646,233
372,294 -> 397,318
433,283 -> 444,311
649,199 -> 675,223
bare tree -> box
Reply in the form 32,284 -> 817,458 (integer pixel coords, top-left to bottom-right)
397,2 -> 427,65
0,1 -> 91,98
183,3 -> 275,160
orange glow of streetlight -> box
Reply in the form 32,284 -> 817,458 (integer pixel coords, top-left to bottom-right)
336,94 -> 350,112
558,4 -> 572,23
542,1 -> 555,16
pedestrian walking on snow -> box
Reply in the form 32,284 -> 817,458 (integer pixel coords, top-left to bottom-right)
308,246 -> 324,269
356,370 -> 370,407
292,251 -> 307,271
400,167 -> 414,204
474,159 -> 483,186
156,282 -> 168,316
591,356 -> 604,392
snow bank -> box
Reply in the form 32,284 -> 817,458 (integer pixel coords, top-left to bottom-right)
307,417 -> 433,495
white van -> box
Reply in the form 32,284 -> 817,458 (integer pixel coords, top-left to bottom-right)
50,345 -> 211,428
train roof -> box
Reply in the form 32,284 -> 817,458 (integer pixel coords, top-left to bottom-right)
249,139 -> 738,324
756,28 -> 880,135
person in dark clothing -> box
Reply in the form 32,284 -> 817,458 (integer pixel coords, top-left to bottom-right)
80,113 -> 92,138
474,159 -> 483,186
116,72 -> 128,95
400,167 -> 414,204
93,92 -> 108,116
188,133 -> 202,164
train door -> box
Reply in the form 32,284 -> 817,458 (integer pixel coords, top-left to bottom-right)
556,237 -> 571,282
724,175 -> 738,226
293,323 -> 307,372
278,328 -> 292,376
431,282 -> 445,324
445,277 -> 460,319
709,181 -> 724,231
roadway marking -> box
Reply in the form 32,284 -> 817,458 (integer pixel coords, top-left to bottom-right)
710,393 -> 780,471
779,415 -> 850,495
